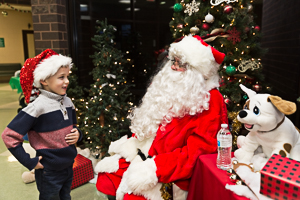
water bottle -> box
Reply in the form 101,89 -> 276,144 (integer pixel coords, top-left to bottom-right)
216,124 -> 232,170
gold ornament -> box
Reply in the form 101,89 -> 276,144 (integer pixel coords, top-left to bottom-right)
190,26 -> 199,35
232,160 -> 239,165
230,174 -> 237,182
236,180 -> 243,185
226,168 -> 234,176
238,59 -> 260,73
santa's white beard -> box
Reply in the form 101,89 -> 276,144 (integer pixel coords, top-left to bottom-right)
130,61 -> 220,141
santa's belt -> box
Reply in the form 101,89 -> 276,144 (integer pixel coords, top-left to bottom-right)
137,148 -> 152,161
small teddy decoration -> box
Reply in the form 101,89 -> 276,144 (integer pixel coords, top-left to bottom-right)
234,84 -> 300,170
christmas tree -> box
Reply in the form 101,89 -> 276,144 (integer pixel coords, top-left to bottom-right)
66,65 -> 85,137
169,0 -> 269,148
82,19 -> 133,157
122,32 -> 155,105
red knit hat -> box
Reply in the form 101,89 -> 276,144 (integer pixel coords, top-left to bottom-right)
20,49 -> 72,103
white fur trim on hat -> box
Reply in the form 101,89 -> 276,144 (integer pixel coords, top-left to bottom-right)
33,54 -> 72,88
169,35 -> 220,79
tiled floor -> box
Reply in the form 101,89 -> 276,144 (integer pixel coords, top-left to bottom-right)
0,83 -> 107,200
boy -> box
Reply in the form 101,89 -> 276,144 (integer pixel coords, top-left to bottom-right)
2,49 -> 82,200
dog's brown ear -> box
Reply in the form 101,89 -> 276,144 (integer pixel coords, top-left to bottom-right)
243,100 -> 250,109
268,95 -> 296,115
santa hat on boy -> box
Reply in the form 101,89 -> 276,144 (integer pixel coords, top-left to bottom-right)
168,34 -> 225,78
20,49 -> 72,103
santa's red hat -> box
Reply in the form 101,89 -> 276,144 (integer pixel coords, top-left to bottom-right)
169,34 -> 225,78
20,49 -> 72,103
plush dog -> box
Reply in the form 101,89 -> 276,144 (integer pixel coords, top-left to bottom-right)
234,84 -> 300,169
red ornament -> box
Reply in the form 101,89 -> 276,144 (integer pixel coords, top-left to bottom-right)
227,27 -> 241,45
244,27 -> 250,33
254,25 -> 260,31
252,83 -> 262,92
224,96 -> 232,105
202,23 -> 210,31
224,5 -> 233,14
177,24 -> 183,29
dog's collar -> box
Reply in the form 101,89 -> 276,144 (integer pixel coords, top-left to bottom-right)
257,117 -> 285,133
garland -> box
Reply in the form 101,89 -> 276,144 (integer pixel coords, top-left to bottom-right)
0,1 -> 31,13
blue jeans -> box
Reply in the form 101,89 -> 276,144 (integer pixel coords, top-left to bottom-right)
35,165 -> 73,200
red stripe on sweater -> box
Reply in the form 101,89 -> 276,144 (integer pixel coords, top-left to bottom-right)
28,125 -> 73,150
1,127 -> 25,148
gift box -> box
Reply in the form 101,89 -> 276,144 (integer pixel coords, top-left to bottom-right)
71,154 -> 94,189
260,154 -> 300,200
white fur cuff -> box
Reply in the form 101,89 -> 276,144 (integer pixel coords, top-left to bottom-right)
94,154 -> 121,173
125,158 -> 158,194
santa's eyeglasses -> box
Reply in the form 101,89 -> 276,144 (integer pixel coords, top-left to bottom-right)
169,57 -> 187,71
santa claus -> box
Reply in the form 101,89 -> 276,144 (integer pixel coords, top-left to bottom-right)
95,34 -> 228,200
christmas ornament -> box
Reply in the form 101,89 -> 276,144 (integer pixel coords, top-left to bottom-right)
229,174 -> 237,183
176,24 -> 183,29
225,64 -> 236,76
224,96 -> 232,105
210,0 -> 236,6
184,0 -> 200,16
232,160 -> 239,165
202,28 -> 229,42
201,23 -> 210,31
227,27 -> 241,45
205,13 -> 214,23
247,4 -> 253,12
173,3 -> 183,12
238,60 -> 260,72
190,26 -> 200,35
244,26 -> 250,33
226,168 -> 234,176
227,52 -> 233,56
195,19 -> 202,26
254,25 -> 260,31
252,83 -> 262,92
224,5 -> 233,14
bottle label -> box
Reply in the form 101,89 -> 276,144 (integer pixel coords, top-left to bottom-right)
217,139 -> 231,147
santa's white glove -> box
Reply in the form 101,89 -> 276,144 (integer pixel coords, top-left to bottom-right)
108,135 -> 138,162
94,154 -> 121,173
123,158 -> 158,194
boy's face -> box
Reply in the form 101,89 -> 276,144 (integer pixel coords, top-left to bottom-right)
41,66 -> 70,95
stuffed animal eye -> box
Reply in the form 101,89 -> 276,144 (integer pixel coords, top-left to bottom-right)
253,106 -> 260,115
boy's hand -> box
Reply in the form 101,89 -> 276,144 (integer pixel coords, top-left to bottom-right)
65,128 -> 79,145
34,156 -> 44,169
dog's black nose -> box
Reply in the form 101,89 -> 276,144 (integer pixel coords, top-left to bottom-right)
238,110 -> 247,118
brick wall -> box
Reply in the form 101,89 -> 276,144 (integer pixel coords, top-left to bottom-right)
261,0 -> 300,126
31,0 -> 69,55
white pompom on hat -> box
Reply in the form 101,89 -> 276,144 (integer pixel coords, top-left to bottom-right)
168,34 -> 225,79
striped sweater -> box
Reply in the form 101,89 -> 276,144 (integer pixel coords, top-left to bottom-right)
1,89 -> 82,171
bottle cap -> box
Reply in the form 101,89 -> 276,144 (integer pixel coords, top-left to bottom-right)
221,124 -> 228,128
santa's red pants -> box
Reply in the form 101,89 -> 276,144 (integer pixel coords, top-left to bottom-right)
96,158 -> 147,200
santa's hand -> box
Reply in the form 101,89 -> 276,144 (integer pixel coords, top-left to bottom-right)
94,154 -> 121,173
116,171 -> 132,200
108,135 -> 138,162
123,158 -> 158,194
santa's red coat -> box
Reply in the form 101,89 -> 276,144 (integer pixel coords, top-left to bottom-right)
96,89 -> 228,199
